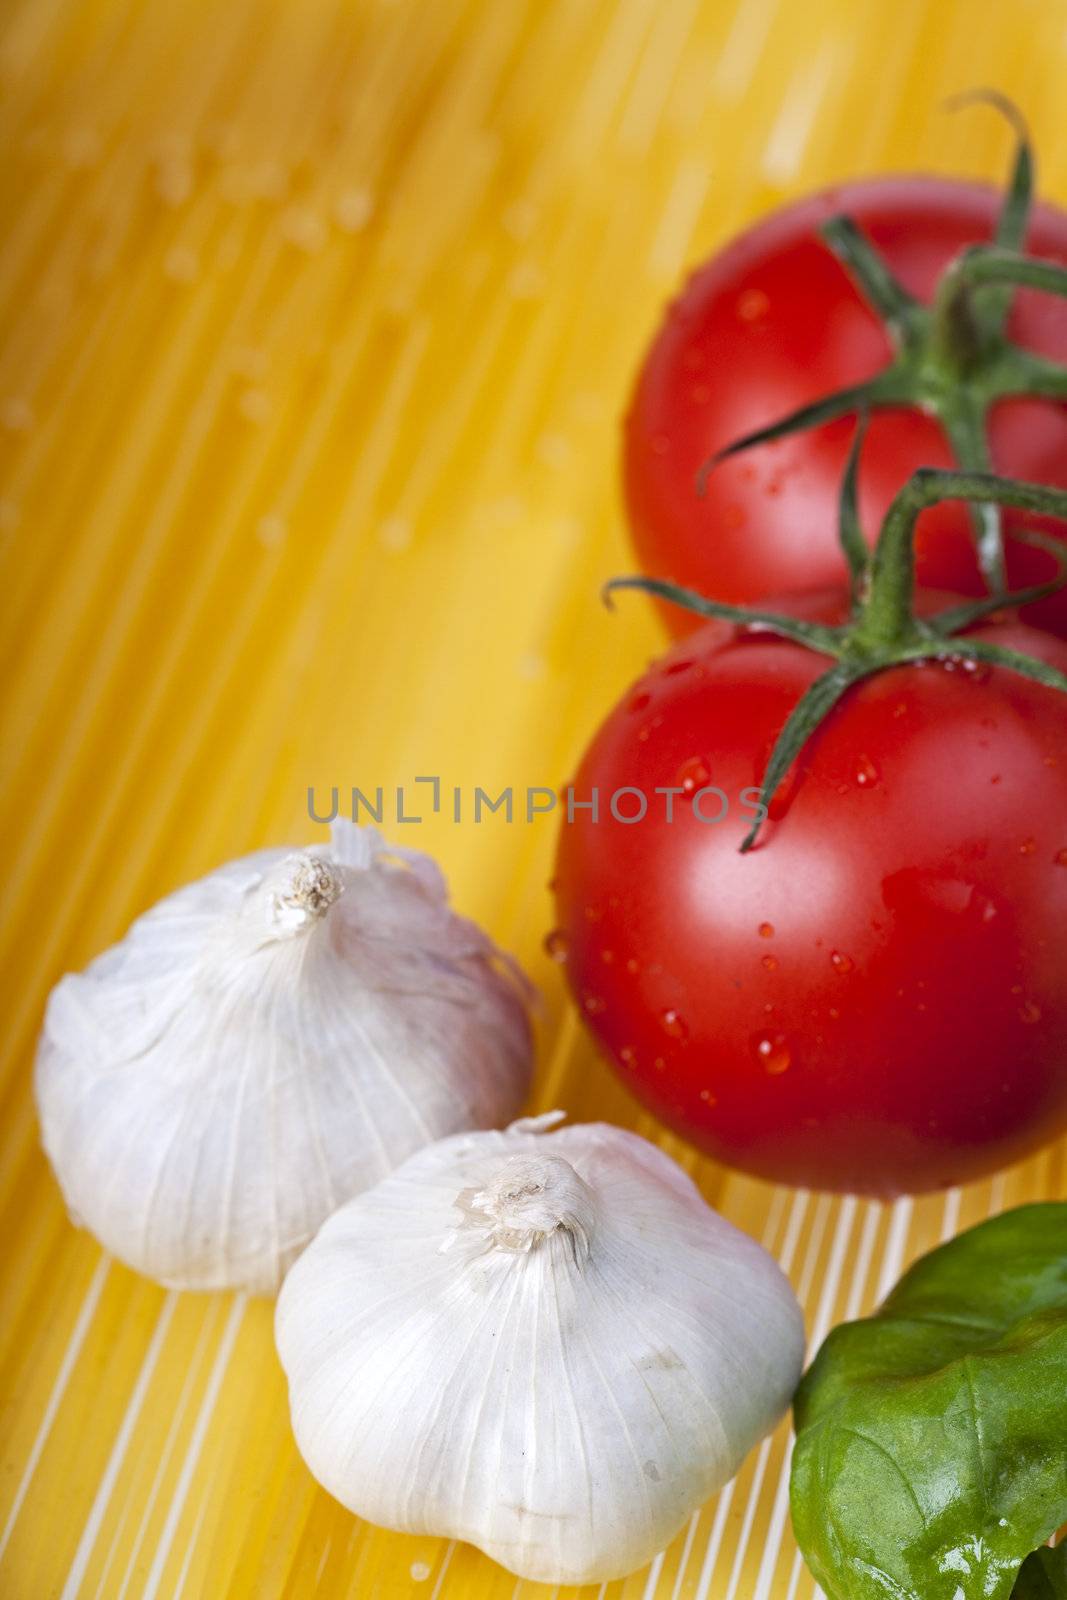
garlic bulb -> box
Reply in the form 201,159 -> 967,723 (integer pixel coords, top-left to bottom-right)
275,1113 -> 804,1584
35,821 -> 533,1294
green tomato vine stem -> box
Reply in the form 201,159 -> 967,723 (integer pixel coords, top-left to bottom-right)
698,92 -> 1067,598
606,464 -> 1067,853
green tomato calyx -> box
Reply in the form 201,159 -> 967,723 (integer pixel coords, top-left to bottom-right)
605,454 -> 1067,852
698,90 -> 1067,597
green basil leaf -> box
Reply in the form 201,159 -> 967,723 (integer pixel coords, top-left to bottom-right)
1012,1545 -> 1067,1599
791,1203 -> 1067,1600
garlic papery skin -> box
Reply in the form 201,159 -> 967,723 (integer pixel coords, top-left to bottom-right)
35,821 -> 534,1295
275,1113 -> 805,1584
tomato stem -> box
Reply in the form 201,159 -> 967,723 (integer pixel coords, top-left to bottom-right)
857,468 -> 1067,648
738,662 -> 864,852
929,267 -> 989,377
927,533 -> 1067,631
948,89 -> 1035,333
836,413 -> 871,607
601,578 -> 845,654
696,369 -> 912,488
820,216 -> 922,347
698,94 -> 1067,602
936,398 -> 1003,589
927,248 -> 1067,393
613,464 -> 1067,852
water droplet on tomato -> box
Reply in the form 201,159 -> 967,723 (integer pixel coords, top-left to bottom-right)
761,954 -> 778,972
752,1031 -> 792,1075
625,956 -> 640,975
664,658 -> 693,676
619,1045 -> 637,1065
600,948 -> 615,965
830,950 -> 854,974
651,434 -> 671,455
854,755 -> 880,787
661,1008 -> 688,1039
676,755 -> 711,793
828,1006 -> 841,1020
629,691 -> 651,713
1019,999 -> 1042,1024
970,891 -> 998,924
1055,848 -> 1067,866
758,921 -> 774,939
582,992 -> 606,1016
699,1087 -> 716,1103
543,928 -> 569,961
1020,838 -> 1037,856
737,288 -> 770,322
961,657 -> 992,683
653,1055 -> 667,1072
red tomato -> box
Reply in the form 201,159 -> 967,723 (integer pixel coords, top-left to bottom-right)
625,178 -> 1067,637
552,597 -> 1067,1195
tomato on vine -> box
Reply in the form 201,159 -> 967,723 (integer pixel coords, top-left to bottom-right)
626,96 -> 1067,638
554,454 -> 1067,1194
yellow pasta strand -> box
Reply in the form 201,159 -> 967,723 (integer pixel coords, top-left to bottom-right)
1,1 -> 1065,1594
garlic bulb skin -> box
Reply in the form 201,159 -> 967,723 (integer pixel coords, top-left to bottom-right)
35,821 -> 533,1294
275,1113 -> 805,1584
